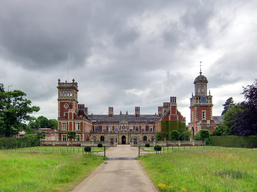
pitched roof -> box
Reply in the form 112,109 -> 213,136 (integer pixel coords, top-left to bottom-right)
212,116 -> 223,124
88,114 -> 160,124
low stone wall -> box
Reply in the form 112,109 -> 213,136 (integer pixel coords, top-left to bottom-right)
41,141 -> 117,147
42,140 -> 204,147
131,140 -> 205,147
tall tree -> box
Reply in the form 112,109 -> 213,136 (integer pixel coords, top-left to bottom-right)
222,104 -> 242,135
48,119 -> 58,129
233,80 -> 257,136
221,97 -> 235,115
0,90 -> 40,137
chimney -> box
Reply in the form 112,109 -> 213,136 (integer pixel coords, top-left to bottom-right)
158,106 -> 163,116
108,107 -> 114,117
170,96 -> 177,115
85,107 -> 88,115
135,107 -> 140,117
163,102 -> 170,113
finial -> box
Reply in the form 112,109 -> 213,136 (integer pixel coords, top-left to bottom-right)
209,90 -> 211,95
200,61 -> 202,75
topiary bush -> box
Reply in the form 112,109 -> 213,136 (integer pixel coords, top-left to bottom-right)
97,143 -> 103,147
84,146 -> 91,152
145,143 -> 150,147
154,145 -> 162,151
170,130 -> 180,140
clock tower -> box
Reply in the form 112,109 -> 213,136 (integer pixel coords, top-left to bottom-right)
189,70 -> 216,138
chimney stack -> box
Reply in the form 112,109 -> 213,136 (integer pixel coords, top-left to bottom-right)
108,107 -> 114,117
163,102 -> 170,113
158,106 -> 163,116
135,107 -> 140,117
170,96 -> 177,115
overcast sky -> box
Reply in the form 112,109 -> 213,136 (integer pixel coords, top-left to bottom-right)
1,0 -> 257,124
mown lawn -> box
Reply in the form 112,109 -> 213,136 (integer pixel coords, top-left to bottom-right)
139,147 -> 257,192
0,149 -> 105,192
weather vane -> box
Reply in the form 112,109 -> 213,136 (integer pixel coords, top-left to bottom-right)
199,61 -> 203,75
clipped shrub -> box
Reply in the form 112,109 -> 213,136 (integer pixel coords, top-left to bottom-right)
154,145 -> 162,151
97,143 -> 103,147
84,146 -> 91,152
199,130 -> 210,141
170,130 -> 180,140
145,143 -> 150,147
180,131 -> 190,141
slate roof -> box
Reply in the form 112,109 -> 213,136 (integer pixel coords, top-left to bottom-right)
212,116 -> 223,124
194,74 -> 208,84
88,114 -> 161,124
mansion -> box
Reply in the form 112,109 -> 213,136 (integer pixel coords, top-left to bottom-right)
52,71 -> 221,144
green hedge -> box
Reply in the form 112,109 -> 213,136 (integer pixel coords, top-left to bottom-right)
211,135 -> 257,148
0,137 -> 40,149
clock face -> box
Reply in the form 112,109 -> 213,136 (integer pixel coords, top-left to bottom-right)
201,97 -> 207,103
64,103 -> 69,108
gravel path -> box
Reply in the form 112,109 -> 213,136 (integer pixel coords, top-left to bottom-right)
70,145 -> 158,192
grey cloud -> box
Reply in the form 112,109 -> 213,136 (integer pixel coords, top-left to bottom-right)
0,1 -> 92,69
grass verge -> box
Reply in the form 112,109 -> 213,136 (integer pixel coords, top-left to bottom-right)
139,147 -> 257,192
0,149 -> 105,192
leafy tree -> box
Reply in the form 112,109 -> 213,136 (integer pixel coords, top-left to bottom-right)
199,130 -> 210,141
67,131 -> 77,146
169,130 -> 180,140
0,84 -> 4,92
222,104 -> 242,135
155,131 -> 169,141
36,131 -> 46,139
211,124 -> 225,136
29,116 -> 58,129
233,80 -> 257,136
180,131 -> 190,140
36,116 -> 49,128
0,90 -> 40,137
155,132 -> 161,141
48,119 -> 58,129
221,97 -> 235,115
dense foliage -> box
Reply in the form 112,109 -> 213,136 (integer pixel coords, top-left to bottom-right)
84,146 -> 91,152
145,143 -> 150,147
217,80 -> 257,136
28,116 -> 58,129
67,131 -> 77,140
0,136 -> 40,149
154,145 -> 162,151
97,143 -> 103,147
180,131 -> 190,140
232,80 -> 257,136
0,90 -> 40,137
169,130 -> 180,140
211,135 -> 257,148
221,97 -> 235,115
199,130 -> 210,141
155,131 -> 168,141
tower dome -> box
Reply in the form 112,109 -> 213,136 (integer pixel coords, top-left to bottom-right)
193,72 -> 208,84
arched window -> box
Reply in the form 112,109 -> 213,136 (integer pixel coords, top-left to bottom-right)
143,136 -> 147,141
100,136 -> 105,141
